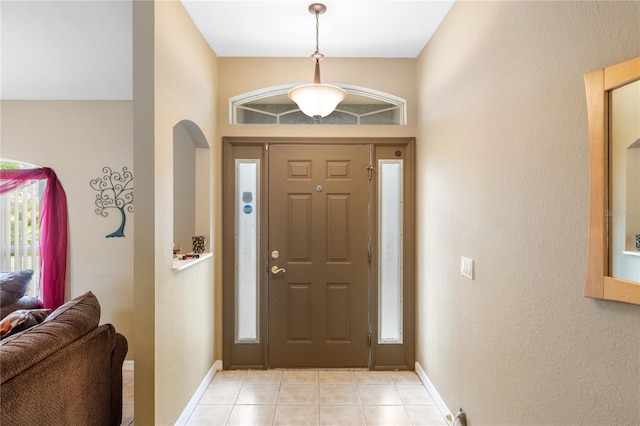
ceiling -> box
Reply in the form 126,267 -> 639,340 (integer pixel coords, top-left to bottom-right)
0,0 -> 454,100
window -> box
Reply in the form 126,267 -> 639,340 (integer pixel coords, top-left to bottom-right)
378,159 -> 404,343
235,159 -> 260,343
230,84 -> 407,125
0,159 -> 44,297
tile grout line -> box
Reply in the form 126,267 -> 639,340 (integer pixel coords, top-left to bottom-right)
185,370 -> 443,425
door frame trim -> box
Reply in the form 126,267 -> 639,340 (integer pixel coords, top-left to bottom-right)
222,137 -> 415,370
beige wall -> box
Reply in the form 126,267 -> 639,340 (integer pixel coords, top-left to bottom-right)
8,2 -> 639,424
416,1 -> 640,424
133,1 -> 218,424
173,123 -> 197,252
1,100 -> 134,359
215,56 -> 421,369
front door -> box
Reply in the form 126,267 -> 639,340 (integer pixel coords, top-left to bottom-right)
223,137 -> 415,371
267,144 -> 370,368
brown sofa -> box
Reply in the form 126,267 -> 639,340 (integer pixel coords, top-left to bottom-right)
0,291 -> 128,426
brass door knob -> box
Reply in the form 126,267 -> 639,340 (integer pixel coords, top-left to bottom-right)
271,266 -> 286,275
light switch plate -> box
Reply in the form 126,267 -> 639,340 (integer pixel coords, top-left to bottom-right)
461,257 -> 474,280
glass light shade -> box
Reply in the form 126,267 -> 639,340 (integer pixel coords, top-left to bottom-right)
288,83 -> 346,119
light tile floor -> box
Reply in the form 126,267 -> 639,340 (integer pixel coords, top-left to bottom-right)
184,370 -> 448,426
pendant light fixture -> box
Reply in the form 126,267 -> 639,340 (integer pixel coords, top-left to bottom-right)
288,3 -> 346,121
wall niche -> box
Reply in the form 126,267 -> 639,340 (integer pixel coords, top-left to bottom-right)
173,120 -> 211,261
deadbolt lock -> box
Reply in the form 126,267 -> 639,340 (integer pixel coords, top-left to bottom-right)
271,250 -> 280,259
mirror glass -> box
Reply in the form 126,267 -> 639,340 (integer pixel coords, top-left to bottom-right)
609,79 -> 640,282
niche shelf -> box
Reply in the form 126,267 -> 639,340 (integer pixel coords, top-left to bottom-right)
172,252 -> 213,271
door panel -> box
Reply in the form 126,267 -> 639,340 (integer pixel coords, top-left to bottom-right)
288,284 -> 311,341
327,195 -> 350,261
289,195 -> 312,260
327,284 -> 350,341
268,144 -> 370,368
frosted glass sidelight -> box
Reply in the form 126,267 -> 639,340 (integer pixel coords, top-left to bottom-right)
236,160 -> 260,343
378,160 -> 403,344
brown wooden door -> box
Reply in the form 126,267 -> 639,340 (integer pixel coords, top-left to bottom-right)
268,144 -> 370,368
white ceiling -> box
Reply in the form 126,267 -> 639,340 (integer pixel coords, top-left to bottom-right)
1,0 -> 134,100
0,0 -> 454,100
182,1 -> 454,58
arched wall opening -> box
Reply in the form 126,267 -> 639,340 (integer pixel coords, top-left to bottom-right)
173,120 -> 211,255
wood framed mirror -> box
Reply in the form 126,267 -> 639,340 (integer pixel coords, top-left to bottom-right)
584,56 -> 640,305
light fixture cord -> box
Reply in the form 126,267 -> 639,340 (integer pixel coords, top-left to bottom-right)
315,10 -> 320,56
312,9 -> 322,84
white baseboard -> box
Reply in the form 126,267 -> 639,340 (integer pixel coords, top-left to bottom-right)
123,360 -> 134,371
175,360 -> 223,426
415,361 -> 453,425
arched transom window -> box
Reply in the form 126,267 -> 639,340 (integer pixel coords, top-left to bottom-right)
230,84 -> 406,125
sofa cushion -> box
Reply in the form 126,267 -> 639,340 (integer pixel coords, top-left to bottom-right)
43,290 -> 101,326
0,291 -> 101,383
0,296 -> 42,319
0,270 -> 34,307
0,309 -> 51,339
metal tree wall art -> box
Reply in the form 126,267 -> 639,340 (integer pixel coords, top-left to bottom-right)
90,166 -> 134,238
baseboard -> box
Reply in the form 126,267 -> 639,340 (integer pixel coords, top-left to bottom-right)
174,360 -> 223,425
415,361 -> 453,425
122,360 -> 134,371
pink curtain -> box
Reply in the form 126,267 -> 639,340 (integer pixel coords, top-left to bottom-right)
0,168 -> 68,309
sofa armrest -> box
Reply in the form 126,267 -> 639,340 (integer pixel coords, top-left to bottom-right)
110,333 -> 128,426
1,324 -> 124,426
0,292 -> 100,383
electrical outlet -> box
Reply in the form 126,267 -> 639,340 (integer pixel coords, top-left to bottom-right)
461,257 -> 474,280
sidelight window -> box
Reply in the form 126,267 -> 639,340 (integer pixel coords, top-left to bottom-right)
235,160 -> 260,343
378,159 -> 404,344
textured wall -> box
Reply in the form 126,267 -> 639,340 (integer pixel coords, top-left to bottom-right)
416,1 -> 640,424
172,123 -> 197,252
133,1 -> 218,424
1,100 -> 134,358
217,57 -> 417,138
154,0 -> 218,423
